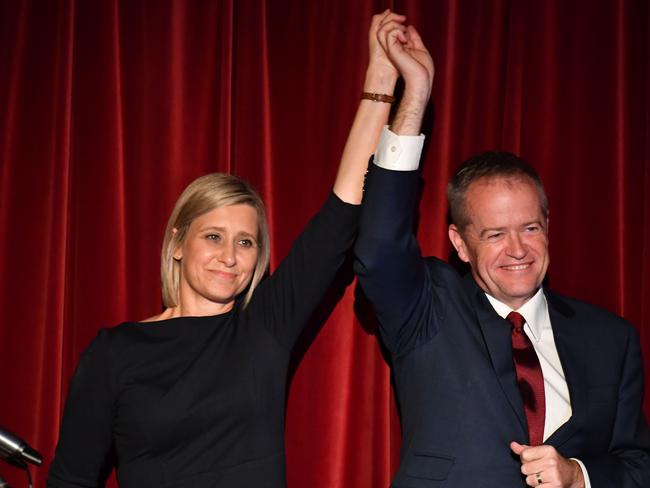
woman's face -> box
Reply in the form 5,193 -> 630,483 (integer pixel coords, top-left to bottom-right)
175,204 -> 259,314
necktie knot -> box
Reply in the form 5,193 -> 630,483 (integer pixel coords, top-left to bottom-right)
507,311 -> 526,331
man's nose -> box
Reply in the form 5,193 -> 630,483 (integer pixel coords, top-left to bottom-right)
506,233 -> 526,259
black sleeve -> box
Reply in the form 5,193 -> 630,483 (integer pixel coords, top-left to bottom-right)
354,163 -> 442,354
248,192 -> 359,350
47,330 -> 116,488
581,325 -> 650,487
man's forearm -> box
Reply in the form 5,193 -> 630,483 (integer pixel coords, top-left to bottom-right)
390,88 -> 428,136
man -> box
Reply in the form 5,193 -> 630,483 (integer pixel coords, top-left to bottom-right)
355,20 -> 650,488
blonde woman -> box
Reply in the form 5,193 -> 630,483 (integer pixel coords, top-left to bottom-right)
48,11 -> 408,488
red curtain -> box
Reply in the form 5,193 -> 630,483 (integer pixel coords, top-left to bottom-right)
0,1 -> 648,486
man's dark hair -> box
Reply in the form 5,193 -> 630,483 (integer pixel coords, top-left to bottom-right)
447,151 -> 549,231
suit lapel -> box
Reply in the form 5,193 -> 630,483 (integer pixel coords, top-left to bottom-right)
460,279 -> 588,445
462,275 -> 528,435
544,290 -> 587,447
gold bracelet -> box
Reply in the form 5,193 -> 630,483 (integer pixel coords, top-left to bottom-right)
361,92 -> 395,104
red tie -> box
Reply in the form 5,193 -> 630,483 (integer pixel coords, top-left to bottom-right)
507,311 -> 546,446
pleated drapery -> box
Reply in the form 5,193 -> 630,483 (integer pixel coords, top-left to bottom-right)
1,1 -> 649,486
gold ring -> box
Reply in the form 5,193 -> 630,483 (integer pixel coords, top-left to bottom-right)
535,472 -> 543,485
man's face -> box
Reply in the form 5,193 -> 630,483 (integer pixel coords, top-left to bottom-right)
448,176 -> 549,309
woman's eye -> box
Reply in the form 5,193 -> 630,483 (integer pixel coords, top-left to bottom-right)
206,233 -> 221,241
238,239 -> 254,248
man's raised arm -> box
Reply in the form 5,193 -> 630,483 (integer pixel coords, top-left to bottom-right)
354,22 -> 435,353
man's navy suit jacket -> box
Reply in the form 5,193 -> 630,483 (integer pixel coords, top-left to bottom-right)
354,164 -> 650,487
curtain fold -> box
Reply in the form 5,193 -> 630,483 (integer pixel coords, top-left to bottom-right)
1,1 -> 648,486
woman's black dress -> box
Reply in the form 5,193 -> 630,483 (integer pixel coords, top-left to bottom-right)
47,194 -> 359,487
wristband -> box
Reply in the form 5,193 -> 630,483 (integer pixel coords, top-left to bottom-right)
361,92 -> 395,104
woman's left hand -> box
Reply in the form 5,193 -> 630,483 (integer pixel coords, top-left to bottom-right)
367,10 -> 405,84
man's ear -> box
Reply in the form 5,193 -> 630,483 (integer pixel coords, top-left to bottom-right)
545,211 -> 550,235
448,224 -> 470,263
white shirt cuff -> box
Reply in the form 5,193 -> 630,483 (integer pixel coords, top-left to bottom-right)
374,125 -> 424,171
571,458 -> 591,488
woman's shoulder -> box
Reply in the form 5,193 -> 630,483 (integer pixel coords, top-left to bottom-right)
79,320 -> 170,380
83,318 -> 171,359
138,307 -> 177,323
97,318 -> 175,345
81,321 -> 140,360
99,311 -> 234,343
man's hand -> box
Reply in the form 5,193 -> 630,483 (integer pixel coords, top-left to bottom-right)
377,22 -> 433,135
378,22 -> 434,103
511,441 -> 585,488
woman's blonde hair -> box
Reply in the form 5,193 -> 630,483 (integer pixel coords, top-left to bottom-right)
161,173 -> 270,309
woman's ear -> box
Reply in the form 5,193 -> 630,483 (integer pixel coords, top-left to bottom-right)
172,228 -> 182,260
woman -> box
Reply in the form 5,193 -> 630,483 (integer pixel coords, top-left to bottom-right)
47,11 -> 406,488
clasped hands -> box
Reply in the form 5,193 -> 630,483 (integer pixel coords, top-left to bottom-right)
368,10 -> 433,135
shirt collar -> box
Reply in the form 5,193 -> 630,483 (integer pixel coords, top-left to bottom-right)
485,288 -> 548,342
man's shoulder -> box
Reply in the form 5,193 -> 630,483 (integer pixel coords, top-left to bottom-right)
423,255 -> 452,272
424,255 -> 470,273
423,256 -> 467,286
545,288 -> 636,337
422,257 -> 478,313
